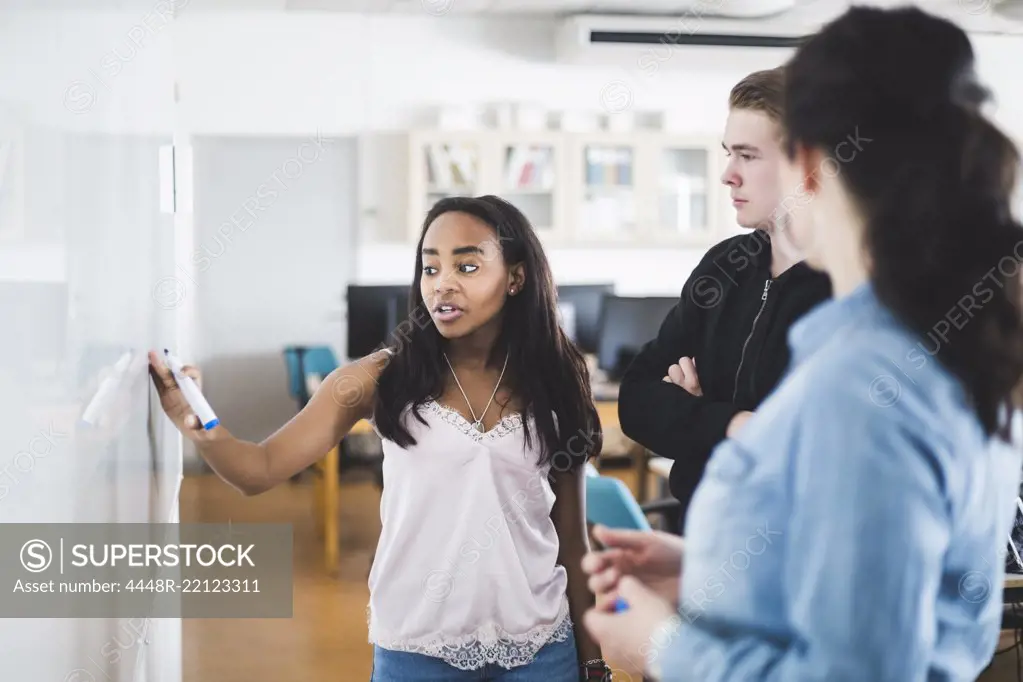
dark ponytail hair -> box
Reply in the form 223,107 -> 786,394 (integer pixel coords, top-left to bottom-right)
784,6 -> 1023,439
372,195 -> 602,470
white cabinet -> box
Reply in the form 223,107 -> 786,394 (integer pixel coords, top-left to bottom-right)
569,134 -> 639,244
408,131 -> 485,242
652,138 -> 719,244
403,129 -> 731,247
495,133 -> 566,240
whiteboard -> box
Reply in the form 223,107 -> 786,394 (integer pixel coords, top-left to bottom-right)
0,104 -> 183,682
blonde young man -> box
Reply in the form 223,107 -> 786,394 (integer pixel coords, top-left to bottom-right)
618,67 -> 832,533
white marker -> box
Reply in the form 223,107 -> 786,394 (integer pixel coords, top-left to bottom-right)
163,349 -> 220,431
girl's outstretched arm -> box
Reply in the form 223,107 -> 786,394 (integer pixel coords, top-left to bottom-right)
150,348 -> 391,496
552,465 -> 605,671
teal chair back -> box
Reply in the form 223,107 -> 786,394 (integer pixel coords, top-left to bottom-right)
283,345 -> 339,408
585,469 -> 652,531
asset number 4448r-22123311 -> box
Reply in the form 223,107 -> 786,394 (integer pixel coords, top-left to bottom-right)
123,579 -> 261,593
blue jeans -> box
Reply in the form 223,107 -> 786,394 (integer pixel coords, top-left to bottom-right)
370,632 -> 579,681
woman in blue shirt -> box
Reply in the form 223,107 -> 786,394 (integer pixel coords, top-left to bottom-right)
582,6 -> 1023,681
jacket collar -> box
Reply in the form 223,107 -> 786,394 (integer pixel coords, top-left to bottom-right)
742,230 -> 826,285
745,229 -> 773,271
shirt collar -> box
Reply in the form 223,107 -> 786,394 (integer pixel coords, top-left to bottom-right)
788,280 -> 879,363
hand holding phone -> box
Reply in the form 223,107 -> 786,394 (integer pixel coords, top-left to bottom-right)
582,524 -> 685,610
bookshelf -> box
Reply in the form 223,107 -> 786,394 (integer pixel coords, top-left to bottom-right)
406,129 -> 725,247
497,132 -> 565,238
653,138 -> 718,244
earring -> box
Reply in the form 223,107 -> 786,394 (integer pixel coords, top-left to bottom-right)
509,287 -> 516,295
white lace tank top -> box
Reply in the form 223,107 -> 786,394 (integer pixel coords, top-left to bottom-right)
366,399 -> 572,671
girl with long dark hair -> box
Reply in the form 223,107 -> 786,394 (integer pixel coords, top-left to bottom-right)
581,7 -> 1023,681
150,195 -> 609,681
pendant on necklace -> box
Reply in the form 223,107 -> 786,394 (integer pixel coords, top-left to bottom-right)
474,421 -> 485,433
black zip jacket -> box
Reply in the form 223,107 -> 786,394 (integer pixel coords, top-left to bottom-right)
618,231 -> 832,528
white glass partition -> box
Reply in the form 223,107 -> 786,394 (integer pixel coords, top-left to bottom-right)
0,6 -> 184,682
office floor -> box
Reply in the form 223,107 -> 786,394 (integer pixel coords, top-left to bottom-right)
179,470 -> 382,682
982,641 -> 1022,682
179,465 -> 642,682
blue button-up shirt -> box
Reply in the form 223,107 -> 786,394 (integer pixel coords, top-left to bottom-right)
658,282 -> 1022,681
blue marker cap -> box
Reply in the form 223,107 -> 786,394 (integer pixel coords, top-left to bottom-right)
613,597 -> 629,612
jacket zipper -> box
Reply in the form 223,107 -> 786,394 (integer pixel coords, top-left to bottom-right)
732,279 -> 773,403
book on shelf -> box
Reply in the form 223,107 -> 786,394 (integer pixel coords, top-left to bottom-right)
426,144 -> 452,188
585,147 -> 633,188
426,144 -> 476,191
505,146 -> 527,188
505,146 -> 553,191
452,146 -> 476,187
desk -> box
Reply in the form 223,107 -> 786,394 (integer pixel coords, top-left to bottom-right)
1006,573 -> 1023,603
594,397 -> 658,504
305,373 -> 375,574
315,418 -> 374,574
1003,575 -> 1023,639
631,454 -> 673,507
595,400 -> 619,430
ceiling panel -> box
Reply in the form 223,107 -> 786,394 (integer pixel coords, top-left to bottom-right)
283,0 -> 776,13
486,0 -> 592,12
285,0 -> 394,10
389,0 -> 498,13
57,0 -> 1015,26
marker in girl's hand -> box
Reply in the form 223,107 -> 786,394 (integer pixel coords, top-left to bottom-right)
613,597 -> 629,613
163,349 -> 220,431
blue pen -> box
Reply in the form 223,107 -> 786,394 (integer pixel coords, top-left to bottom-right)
613,597 -> 629,612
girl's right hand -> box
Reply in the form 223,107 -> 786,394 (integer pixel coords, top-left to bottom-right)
148,350 -> 217,442
582,525 -> 684,608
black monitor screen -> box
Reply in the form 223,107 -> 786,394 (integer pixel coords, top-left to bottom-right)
557,284 -> 614,355
597,295 -> 678,380
386,291 -> 412,336
346,284 -> 412,360
350,283 -> 623,360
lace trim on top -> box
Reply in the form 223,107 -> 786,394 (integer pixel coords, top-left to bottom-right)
369,596 -> 573,671
422,399 -> 525,442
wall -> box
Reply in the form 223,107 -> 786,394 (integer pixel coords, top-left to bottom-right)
8,10 -> 1023,297
174,12 -> 787,295
192,135 -> 357,443
171,12 -> 1023,295
6,10 -> 1019,138
349,241 -> 711,297
167,12 -> 1023,136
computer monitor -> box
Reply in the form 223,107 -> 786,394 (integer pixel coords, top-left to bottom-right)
385,291 -> 412,334
346,284 -> 411,360
349,282 -> 616,359
596,295 -> 678,381
556,284 -> 615,355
